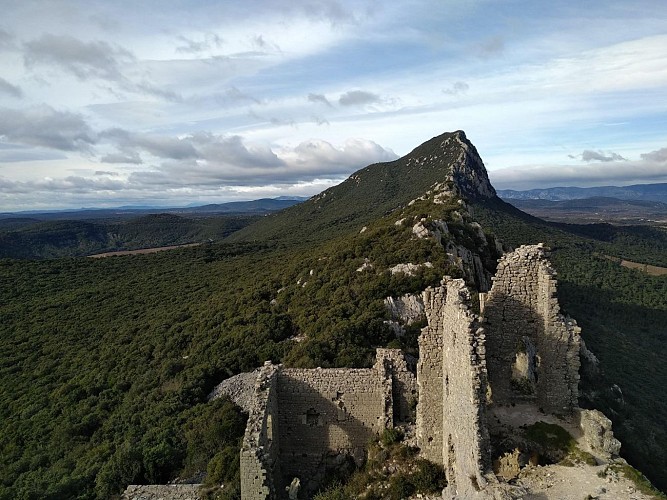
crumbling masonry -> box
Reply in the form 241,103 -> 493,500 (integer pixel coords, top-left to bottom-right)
216,244 -> 581,499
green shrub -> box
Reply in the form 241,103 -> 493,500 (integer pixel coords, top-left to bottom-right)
381,428 -> 404,446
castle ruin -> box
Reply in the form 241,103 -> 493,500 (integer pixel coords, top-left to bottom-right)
214,244 -> 583,499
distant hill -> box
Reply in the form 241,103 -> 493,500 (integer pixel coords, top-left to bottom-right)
0,213 -> 258,259
498,183 -> 667,203
0,197 -> 306,222
0,197 -> 306,259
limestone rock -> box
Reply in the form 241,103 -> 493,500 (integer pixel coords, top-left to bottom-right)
579,409 -> 621,458
208,370 -> 259,413
389,262 -> 432,276
384,293 -> 425,326
121,484 -> 202,500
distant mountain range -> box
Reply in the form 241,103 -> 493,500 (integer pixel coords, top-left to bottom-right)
0,197 -> 308,221
498,183 -> 667,203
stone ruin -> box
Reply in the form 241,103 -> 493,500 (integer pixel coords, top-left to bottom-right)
224,350 -> 417,498
210,244 -> 586,499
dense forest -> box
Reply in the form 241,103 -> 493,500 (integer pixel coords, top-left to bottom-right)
1,192 -> 495,499
0,214 -> 258,259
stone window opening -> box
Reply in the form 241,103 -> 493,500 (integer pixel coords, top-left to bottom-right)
304,407 -> 320,427
266,414 -> 273,443
511,336 -> 539,395
332,392 -> 348,422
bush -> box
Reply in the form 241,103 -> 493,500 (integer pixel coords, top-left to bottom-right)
381,428 -> 404,446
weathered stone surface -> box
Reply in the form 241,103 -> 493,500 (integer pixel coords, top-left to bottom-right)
384,293 -> 425,326
483,244 -> 581,415
417,278 -> 490,496
444,241 -> 491,291
416,283 -> 446,463
208,369 -> 259,412
440,279 -> 491,498
579,409 -> 621,458
239,362 -> 281,500
389,261 -> 433,276
121,484 -> 202,500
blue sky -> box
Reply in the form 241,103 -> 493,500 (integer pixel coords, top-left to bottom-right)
0,0 -> 666,210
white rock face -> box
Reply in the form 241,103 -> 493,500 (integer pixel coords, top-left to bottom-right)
356,258 -> 373,272
208,370 -> 260,413
384,294 -> 425,325
445,242 -> 491,291
412,220 -> 430,238
389,262 -> 432,276
579,409 -> 622,458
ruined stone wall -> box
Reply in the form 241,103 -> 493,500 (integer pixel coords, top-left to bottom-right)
240,362 -> 281,500
440,278 -> 491,497
228,350 -> 416,498
276,367 -> 385,491
483,244 -> 581,414
416,283 -> 445,463
375,348 -> 417,424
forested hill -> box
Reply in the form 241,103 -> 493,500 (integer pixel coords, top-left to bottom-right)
227,130 -> 496,245
0,130 -> 665,498
0,213 -> 257,259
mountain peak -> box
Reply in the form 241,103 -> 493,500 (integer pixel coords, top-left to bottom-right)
403,130 -> 496,200
228,130 -> 498,243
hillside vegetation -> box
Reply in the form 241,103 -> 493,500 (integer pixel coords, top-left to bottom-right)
0,213 -> 257,259
0,131 -> 665,498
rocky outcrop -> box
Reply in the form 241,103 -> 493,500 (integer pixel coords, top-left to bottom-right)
208,370 -> 259,412
384,293 -> 425,326
450,131 -> 497,200
579,409 -> 622,458
389,261 -> 432,276
122,485 -> 202,500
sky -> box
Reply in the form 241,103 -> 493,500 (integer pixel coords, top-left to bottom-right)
1,0 -> 667,211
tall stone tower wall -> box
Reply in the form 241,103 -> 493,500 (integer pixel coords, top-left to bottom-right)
416,284 -> 446,463
483,244 -> 581,414
240,362 -> 281,499
417,278 -> 491,495
440,279 -> 491,497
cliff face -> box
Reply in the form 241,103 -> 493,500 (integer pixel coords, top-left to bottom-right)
404,130 -> 496,201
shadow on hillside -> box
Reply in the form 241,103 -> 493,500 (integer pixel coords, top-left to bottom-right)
558,281 -> 667,493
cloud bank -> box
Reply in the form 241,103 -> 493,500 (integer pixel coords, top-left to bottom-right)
489,146 -> 667,189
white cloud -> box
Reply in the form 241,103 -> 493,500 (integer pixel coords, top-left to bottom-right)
489,145 -> 667,189
0,105 -> 95,151
578,150 -> 627,162
339,90 -> 382,106
23,34 -> 133,81
0,77 -> 22,98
